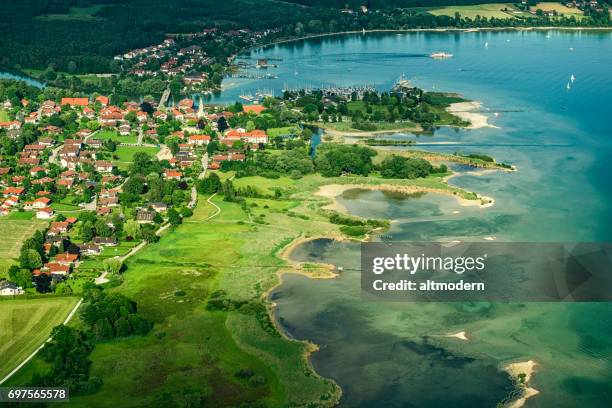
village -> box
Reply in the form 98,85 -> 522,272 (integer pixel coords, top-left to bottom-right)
0,91 -> 273,296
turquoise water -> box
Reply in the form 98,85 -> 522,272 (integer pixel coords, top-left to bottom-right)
244,31 -> 612,407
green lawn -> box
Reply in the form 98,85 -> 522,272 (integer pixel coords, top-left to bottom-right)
112,145 -> 160,170
428,3 -> 523,19
96,129 -> 139,145
0,109 -> 10,122
0,297 -> 80,380
267,126 -> 298,137
0,218 -> 48,279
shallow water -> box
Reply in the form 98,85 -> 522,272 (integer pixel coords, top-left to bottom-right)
233,31 -> 612,406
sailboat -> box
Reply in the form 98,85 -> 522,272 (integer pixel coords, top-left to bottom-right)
570,74 -> 576,83
566,82 -> 571,91
484,42 -> 489,48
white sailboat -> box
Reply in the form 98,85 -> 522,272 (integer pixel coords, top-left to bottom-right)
566,82 -> 571,91
570,74 -> 576,83
485,42 -> 489,48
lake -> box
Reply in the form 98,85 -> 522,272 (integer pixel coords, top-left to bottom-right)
238,30 -> 612,407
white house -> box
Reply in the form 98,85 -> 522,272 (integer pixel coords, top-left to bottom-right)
0,281 -> 24,296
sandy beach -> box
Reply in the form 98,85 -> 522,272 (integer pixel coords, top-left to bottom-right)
447,101 -> 499,129
505,360 -> 540,408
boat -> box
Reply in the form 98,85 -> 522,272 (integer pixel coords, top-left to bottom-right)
430,52 -> 453,59
239,95 -> 254,102
570,74 -> 575,83
485,42 -> 489,48
566,82 -> 571,90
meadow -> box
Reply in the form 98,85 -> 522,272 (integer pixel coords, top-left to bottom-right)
96,129 -> 139,145
428,3 -> 525,19
0,218 -> 48,279
4,169 -> 482,405
112,145 -> 160,170
0,297 -> 80,380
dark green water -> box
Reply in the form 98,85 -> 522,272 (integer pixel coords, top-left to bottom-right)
237,31 -> 612,407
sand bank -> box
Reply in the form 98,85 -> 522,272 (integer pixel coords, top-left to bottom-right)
445,331 -> 469,341
447,101 -> 499,129
505,360 -> 540,408
316,183 -> 494,211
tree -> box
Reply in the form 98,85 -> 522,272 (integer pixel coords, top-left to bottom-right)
20,249 -> 42,270
167,208 -> 181,226
9,266 -> 33,288
103,257 -> 123,274
217,116 -> 228,132
197,173 -> 221,194
124,219 -> 140,240
81,221 -> 94,242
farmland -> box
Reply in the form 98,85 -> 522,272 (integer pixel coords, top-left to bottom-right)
0,218 -> 48,279
0,297 -> 80,380
428,3 -> 526,19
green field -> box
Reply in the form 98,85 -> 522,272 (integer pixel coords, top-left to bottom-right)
267,126 -> 299,137
0,109 -> 10,122
535,2 -> 584,17
0,297 -> 80,380
112,145 -> 160,170
0,218 -> 48,279
96,130 -> 139,145
6,169 -> 482,404
36,5 -> 104,21
429,3 -> 525,19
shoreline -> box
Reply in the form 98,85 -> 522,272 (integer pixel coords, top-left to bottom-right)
504,360 -> 540,408
256,26 -> 612,50
316,183 -> 494,210
446,101 -> 499,130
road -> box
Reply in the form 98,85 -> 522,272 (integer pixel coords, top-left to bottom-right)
188,153 -> 209,209
136,126 -> 144,145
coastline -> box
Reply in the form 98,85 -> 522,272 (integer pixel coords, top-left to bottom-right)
255,26 -> 612,51
504,360 -> 540,408
315,183 -> 494,210
446,101 -> 499,130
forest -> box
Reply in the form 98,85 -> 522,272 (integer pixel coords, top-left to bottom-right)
1,0 -> 610,75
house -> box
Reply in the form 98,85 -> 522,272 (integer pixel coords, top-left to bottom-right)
97,206 -> 112,216
93,236 -> 118,246
136,209 -> 155,223
0,281 -> 24,296
178,99 -> 194,111
0,121 -> 21,130
151,202 -> 168,212
49,221 -> 70,235
39,137 -> 55,147
137,111 -> 148,122
99,111 -> 123,126
86,138 -> 104,149
32,197 -> 51,208
163,170 -> 182,180
18,157 -> 40,166
30,166 -> 46,177
242,129 -> 268,144
83,107 -> 96,119
183,72 -> 207,85
119,123 -> 131,135
61,97 -> 89,107
3,187 -> 24,197
55,253 -> 79,265
98,196 -> 119,207
36,207 -> 54,219
95,161 -> 114,173
153,111 -> 167,121
77,243 -> 102,255
96,95 -> 109,106
24,112 -> 38,124
188,134 -> 211,146
43,262 -> 70,276
75,129 -> 92,138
